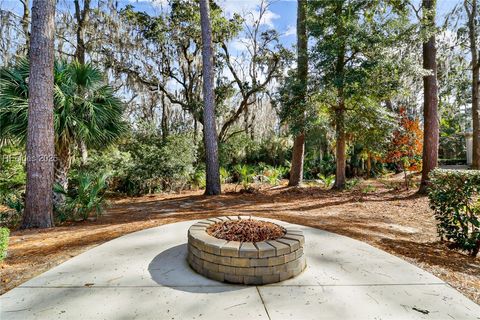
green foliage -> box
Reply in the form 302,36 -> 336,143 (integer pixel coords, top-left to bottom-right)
317,174 -> 335,189
345,178 -> 361,190
262,166 -> 287,186
75,147 -> 133,192
120,132 -> 196,195
361,184 -> 376,195
0,144 -> 25,205
219,133 -> 257,168
305,153 -> 336,179
219,133 -> 292,169
0,227 -> 9,261
0,193 -> 23,229
54,171 -> 109,221
234,164 -> 256,190
0,59 -> 128,149
190,168 -> 206,190
428,169 -> 480,256
219,167 -> 230,184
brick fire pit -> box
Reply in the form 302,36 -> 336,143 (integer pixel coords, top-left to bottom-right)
187,216 -> 306,285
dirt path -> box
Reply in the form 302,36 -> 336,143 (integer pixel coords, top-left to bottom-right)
1,181 -> 479,304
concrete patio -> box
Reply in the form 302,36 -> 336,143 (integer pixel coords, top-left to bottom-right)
1,219 -> 479,320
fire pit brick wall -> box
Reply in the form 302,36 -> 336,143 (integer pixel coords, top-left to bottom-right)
187,216 -> 306,285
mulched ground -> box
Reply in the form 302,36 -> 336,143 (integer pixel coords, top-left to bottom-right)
207,219 -> 285,242
1,176 -> 479,305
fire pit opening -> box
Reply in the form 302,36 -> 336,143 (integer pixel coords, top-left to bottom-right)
206,219 -> 286,242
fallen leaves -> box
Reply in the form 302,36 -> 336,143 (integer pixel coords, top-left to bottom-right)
207,219 -> 285,242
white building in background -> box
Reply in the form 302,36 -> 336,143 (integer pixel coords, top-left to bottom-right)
464,131 -> 473,165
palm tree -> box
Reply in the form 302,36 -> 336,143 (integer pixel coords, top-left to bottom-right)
0,59 -> 127,206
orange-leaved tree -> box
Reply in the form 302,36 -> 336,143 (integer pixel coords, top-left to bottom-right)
385,108 -> 424,189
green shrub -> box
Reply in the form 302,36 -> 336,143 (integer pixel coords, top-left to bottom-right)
219,133 -> 292,169
120,133 -> 196,195
345,178 -> 361,190
219,133 -> 257,168
0,194 -> 23,228
304,153 -> 336,179
54,172 -> 109,221
428,169 -> 480,256
0,144 -> 26,205
220,167 -> 230,184
262,166 -> 287,186
190,168 -> 206,190
234,164 -> 256,190
317,174 -> 335,189
0,227 -> 9,261
75,148 -> 134,193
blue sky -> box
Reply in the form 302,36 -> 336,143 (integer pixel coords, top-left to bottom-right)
0,0 -> 463,50
107,0 -> 464,50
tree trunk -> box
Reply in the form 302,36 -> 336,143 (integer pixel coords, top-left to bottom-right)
74,0 -> 91,64
466,0 -> 480,169
161,93 -> 169,142
288,0 -> 308,187
74,0 -> 91,165
289,133 -> 305,186
366,152 -> 372,178
53,145 -> 71,208
22,0 -> 56,229
334,105 -> 347,189
21,0 -> 30,53
199,0 -> 221,195
419,0 -> 439,194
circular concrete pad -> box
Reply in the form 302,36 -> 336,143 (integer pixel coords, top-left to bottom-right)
1,219 -> 479,320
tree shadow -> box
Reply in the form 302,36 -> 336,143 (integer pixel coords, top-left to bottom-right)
147,243 -> 248,293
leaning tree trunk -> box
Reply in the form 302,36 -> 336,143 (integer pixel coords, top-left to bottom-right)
466,0 -> 480,169
199,0 -> 221,195
22,0 -> 56,229
419,0 -> 439,194
288,0 -> 308,187
53,145 -> 71,208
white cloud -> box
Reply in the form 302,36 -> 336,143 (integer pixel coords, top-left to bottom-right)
284,24 -> 296,36
127,0 -> 168,8
218,0 -> 280,28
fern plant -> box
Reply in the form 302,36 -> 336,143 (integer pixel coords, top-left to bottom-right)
262,166 -> 286,186
219,167 -> 230,184
54,172 -> 109,221
234,164 -> 255,190
318,174 -> 335,189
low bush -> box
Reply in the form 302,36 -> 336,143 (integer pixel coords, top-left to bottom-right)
190,168 -> 206,190
120,133 -> 196,195
428,169 -> 480,256
0,144 -> 26,205
317,174 -> 335,189
0,227 -> 9,261
0,194 -> 24,228
234,164 -> 256,190
54,172 -> 109,221
220,167 -> 230,184
262,166 -> 288,186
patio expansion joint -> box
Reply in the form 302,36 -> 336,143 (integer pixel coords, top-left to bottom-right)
255,285 -> 272,320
